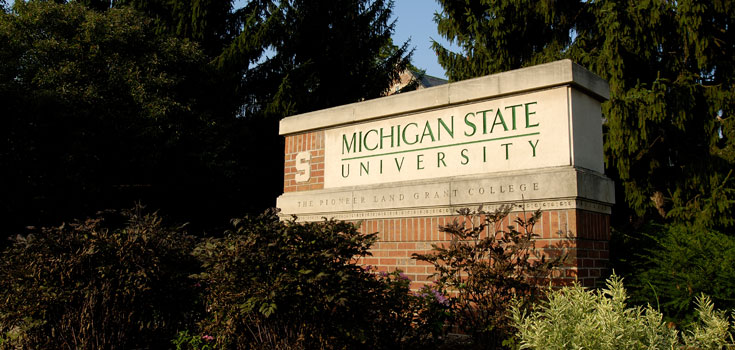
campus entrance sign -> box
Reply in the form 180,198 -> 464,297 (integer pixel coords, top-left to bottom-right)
277,60 -> 614,287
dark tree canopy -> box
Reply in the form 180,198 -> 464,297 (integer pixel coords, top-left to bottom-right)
1,0 -> 410,238
434,0 -> 735,228
0,1 -> 226,234
244,0 -> 411,118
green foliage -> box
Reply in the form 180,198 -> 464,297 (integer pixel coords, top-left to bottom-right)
0,205 -> 199,349
577,0 -> 735,228
684,296 -> 735,349
193,209 -> 442,349
511,274 -> 735,350
366,270 -> 451,350
410,284 -> 452,345
433,0 -> 578,81
245,0 -> 411,118
96,0 -> 272,91
1,0 -> 413,238
172,330 -> 216,350
433,0 -> 735,228
414,206 -> 564,349
512,275 -> 678,349
0,0 -> 253,237
629,224 -> 735,324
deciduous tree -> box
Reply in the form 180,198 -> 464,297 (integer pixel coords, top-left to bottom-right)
1,0 -> 411,238
0,1 -> 230,236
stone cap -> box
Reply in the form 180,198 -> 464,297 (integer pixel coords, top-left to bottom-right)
280,59 -> 609,135
277,165 -> 615,221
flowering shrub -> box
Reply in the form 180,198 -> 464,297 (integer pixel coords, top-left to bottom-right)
172,330 -> 216,350
412,285 -> 452,343
371,270 -> 451,349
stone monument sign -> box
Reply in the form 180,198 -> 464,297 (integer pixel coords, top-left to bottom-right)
277,60 -> 614,287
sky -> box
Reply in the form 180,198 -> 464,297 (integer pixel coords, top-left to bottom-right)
391,0 -> 456,80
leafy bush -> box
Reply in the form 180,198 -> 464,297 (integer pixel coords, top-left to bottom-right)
172,330 -> 216,350
193,209 -> 444,349
0,206 -> 200,349
413,205 -> 564,349
630,223 -> 735,324
511,274 -> 735,349
363,270 -> 451,350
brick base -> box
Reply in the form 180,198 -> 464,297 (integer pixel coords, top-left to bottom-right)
355,208 -> 610,289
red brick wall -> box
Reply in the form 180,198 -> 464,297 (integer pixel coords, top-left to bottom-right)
354,209 -> 610,289
282,132 -> 611,288
283,131 -> 325,192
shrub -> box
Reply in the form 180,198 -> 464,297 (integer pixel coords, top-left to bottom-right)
683,297 -> 735,349
172,330 -> 216,350
193,209 -> 443,349
511,274 -> 735,350
372,270 -> 451,349
630,223 -> 735,324
0,205 -> 200,349
413,205 -> 564,349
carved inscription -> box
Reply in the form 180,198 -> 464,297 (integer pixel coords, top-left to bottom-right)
289,198 -> 610,222
295,181 -> 541,209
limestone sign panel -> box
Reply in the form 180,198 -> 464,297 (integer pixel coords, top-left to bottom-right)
324,88 -> 571,188
277,60 -> 614,221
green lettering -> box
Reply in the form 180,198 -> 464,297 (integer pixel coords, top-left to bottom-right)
505,104 -> 523,130
437,152 -> 446,167
501,143 -> 512,160
529,139 -> 539,157
363,129 -> 379,151
478,109 -> 493,134
379,126 -> 395,149
360,161 -> 369,175
437,116 -> 454,140
490,109 -> 508,133
396,124 -> 401,147
525,102 -> 539,128
464,112 -> 477,136
460,149 -> 469,165
417,154 -> 424,170
394,157 -> 404,172
420,121 -> 435,143
402,122 -> 419,145
342,133 -> 357,154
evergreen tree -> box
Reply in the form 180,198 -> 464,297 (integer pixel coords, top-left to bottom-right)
433,0 -> 578,80
245,0 -> 411,118
632,223 -> 735,323
434,0 -> 735,324
434,0 -> 735,229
